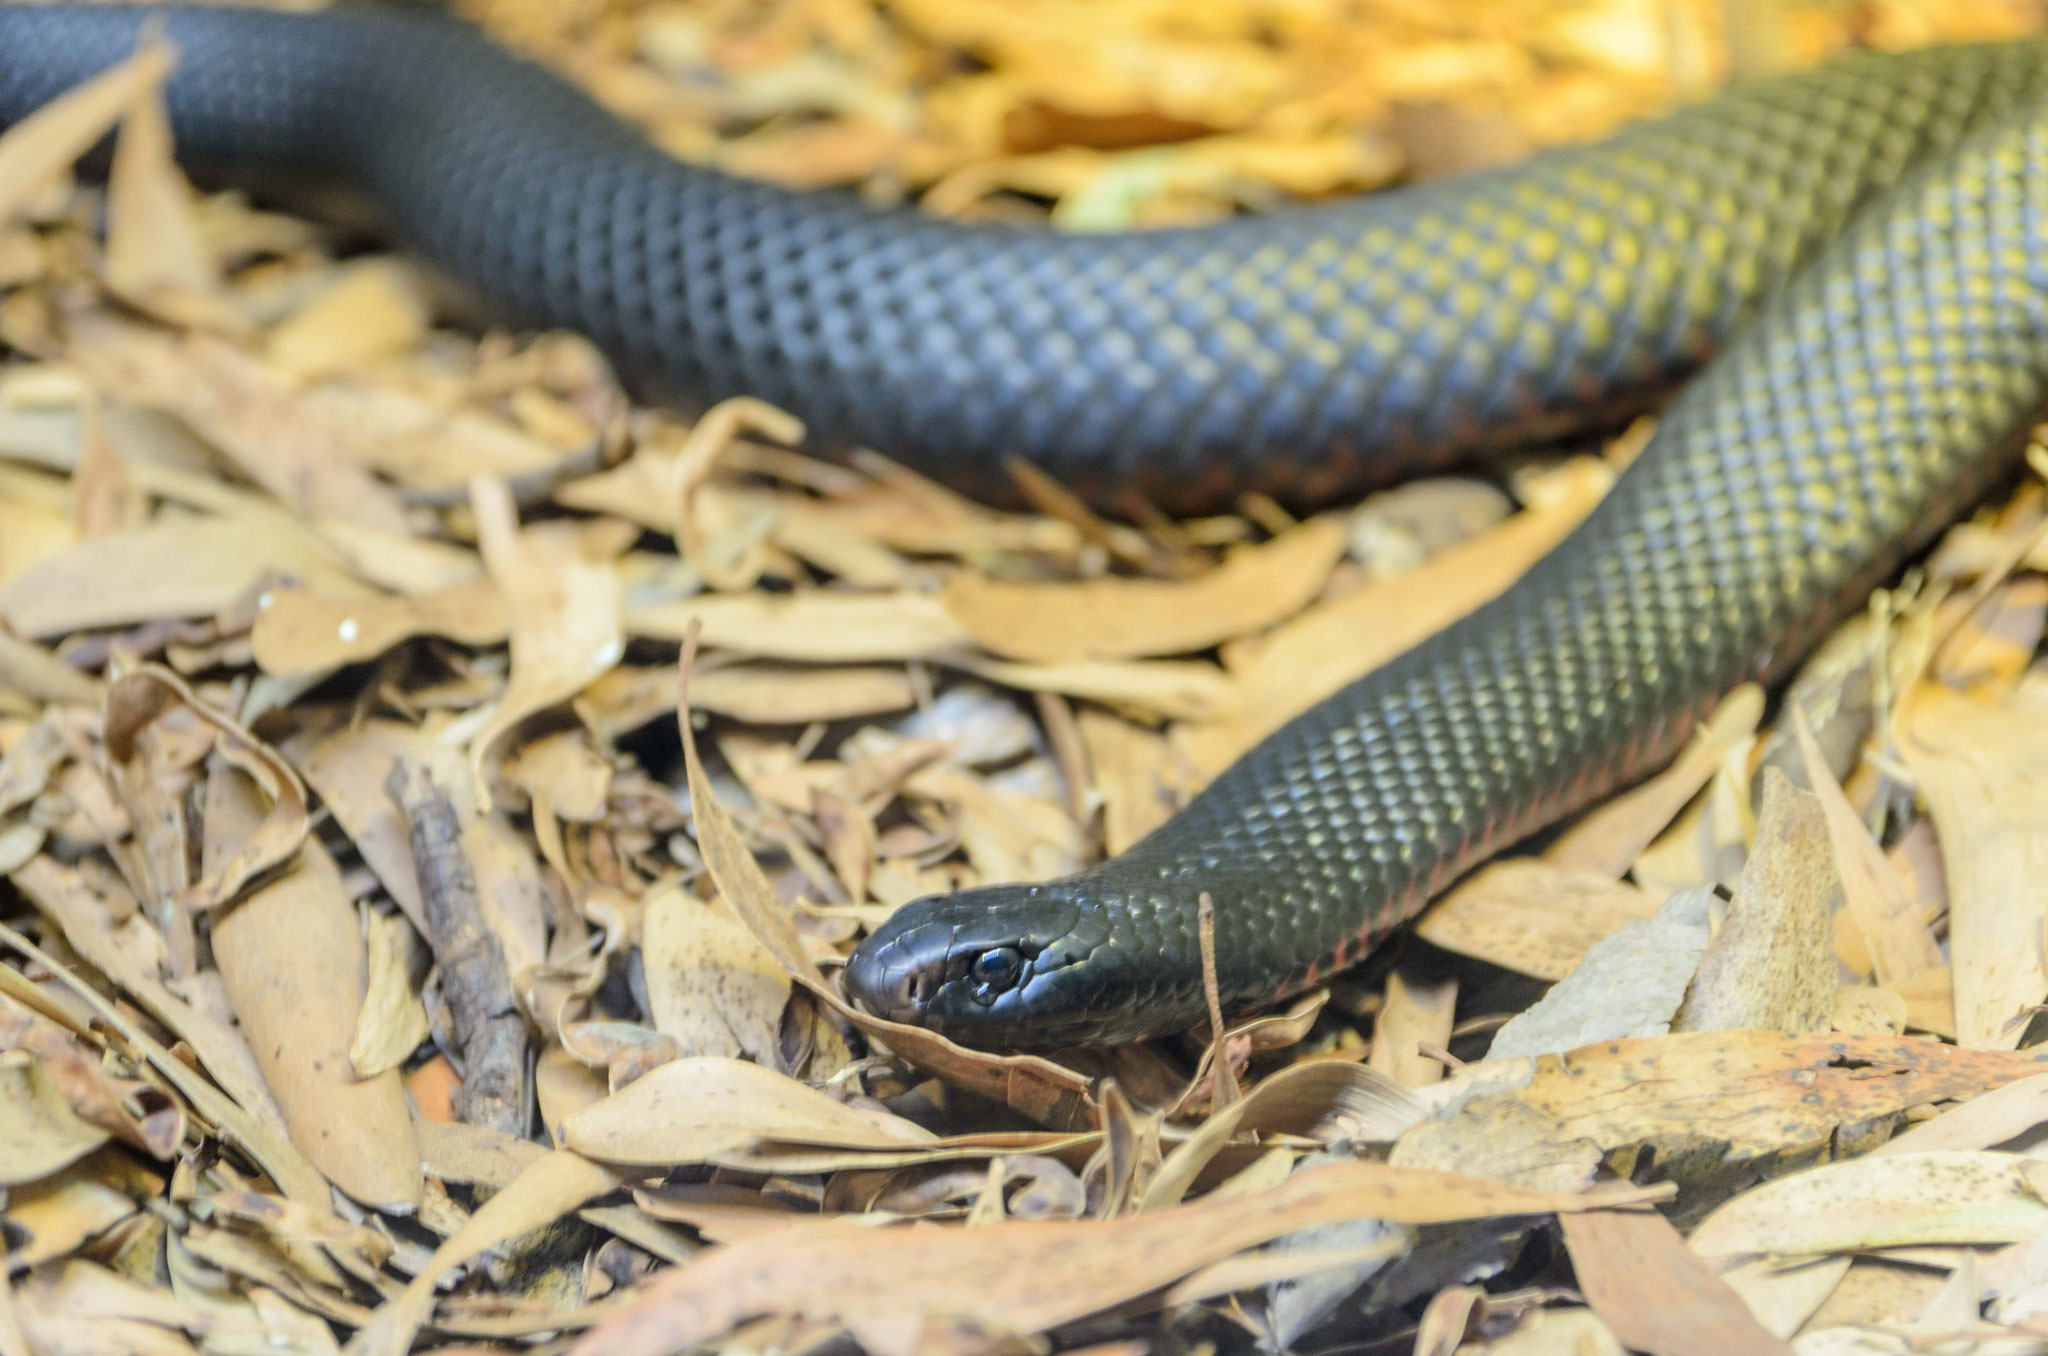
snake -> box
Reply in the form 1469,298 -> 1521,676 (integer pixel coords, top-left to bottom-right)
5,6 -> 2048,1048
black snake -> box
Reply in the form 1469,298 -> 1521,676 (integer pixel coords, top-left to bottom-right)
3,5 -> 2045,1046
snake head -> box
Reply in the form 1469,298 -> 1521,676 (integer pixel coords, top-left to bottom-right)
844,881 -> 1126,1048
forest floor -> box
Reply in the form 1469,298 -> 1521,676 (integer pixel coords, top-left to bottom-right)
6,1 -> 2048,1353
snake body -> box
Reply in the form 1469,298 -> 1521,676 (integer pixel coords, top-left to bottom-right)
6,7 -> 2048,1046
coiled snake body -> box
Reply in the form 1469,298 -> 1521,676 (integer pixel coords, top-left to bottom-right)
6,6 -> 2048,1046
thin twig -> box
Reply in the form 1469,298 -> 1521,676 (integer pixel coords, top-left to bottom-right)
385,757 -> 529,1138
1198,892 -> 1240,1114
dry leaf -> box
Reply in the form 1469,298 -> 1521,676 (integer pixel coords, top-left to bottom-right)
665,397 -> 804,590
292,719 -> 475,934
0,40 -> 174,226
1716,1255 -> 1854,1340
1141,1060 -> 1426,1211
1368,968 -> 1456,1088
67,317 -> 413,533
626,662 -> 915,725
560,1055 -> 934,1166
104,664 -> 310,911
1416,859 -> 1668,982
568,1160 -> 1665,1356
640,885 -> 790,1065
1486,886 -> 1713,1061
1393,1032 -> 2048,1191
346,1149 -> 620,1356
465,484 -> 625,810
960,653 -> 1237,722
499,729 -> 613,822
206,768 -> 421,1211
1833,984 -> 1910,1035
0,996 -> 182,1160
1896,677 -> 2048,1049
102,55 -> 232,330
348,909 -> 429,1080
1671,769 -> 1838,1035
1875,1071 -> 2048,1157
251,577 -> 505,677
0,513 -> 364,638
1076,707 -> 1176,854
1691,1151 -> 2048,1259
1560,1209 -> 1791,1356
0,1056 -> 110,1186
0,919 -> 356,1291
1793,711 -> 1943,987
941,517 -> 1345,663
0,631 -> 100,708
6,864 -> 285,1136
626,588 -> 972,660
4,1148 -> 156,1267
1933,575 -> 2048,691
0,718 -> 66,818
266,261 -> 429,383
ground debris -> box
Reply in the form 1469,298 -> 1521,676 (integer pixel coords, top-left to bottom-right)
8,1 -> 2048,1353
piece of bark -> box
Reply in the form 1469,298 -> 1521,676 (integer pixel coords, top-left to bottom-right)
1672,769 -> 1838,1035
386,758 -> 528,1138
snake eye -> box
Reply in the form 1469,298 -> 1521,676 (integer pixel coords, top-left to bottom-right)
968,946 -> 1025,1002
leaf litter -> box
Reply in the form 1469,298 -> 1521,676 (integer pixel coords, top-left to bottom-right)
9,0 -> 2048,1353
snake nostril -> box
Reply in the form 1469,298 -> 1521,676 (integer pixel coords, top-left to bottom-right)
898,971 -> 928,1008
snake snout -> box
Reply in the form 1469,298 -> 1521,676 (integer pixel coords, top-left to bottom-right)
842,917 -> 956,1026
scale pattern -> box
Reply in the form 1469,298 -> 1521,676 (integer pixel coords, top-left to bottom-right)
852,106 -> 2048,1045
5,6 -> 2048,1044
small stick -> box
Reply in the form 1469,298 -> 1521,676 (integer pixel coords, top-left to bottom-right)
1033,690 -> 1093,835
1413,1040 -> 1466,1073
1198,892 -> 1240,1114
385,758 -> 528,1138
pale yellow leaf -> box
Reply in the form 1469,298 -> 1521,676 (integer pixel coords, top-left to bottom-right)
0,513 -> 366,638
1672,769 -> 1838,1035
641,885 -> 790,1065
940,516 -> 1346,663
625,588 -> 971,660
0,1057 -> 109,1187
560,1054 -> 934,1166
250,577 -> 507,677
103,62 -> 232,329
1793,710 -> 1943,987
466,485 -> 625,811
1690,1152 -> 2048,1259
1415,858 -> 1667,982
348,909 -> 429,1080
1895,677 -> 2048,1048
1875,1071 -> 2048,1157
266,261 -> 429,384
